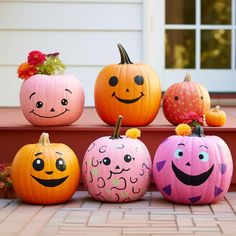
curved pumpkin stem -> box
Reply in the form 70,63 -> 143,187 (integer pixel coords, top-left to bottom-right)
184,72 -> 192,82
214,105 -> 220,111
192,125 -> 205,137
117,44 -> 133,64
110,115 -> 123,139
38,132 -> 51,146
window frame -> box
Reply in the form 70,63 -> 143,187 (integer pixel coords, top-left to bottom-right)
143,0 -> 236,93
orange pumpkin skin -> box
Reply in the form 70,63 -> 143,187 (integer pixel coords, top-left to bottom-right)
12,133 -> 80,205
205,105 -> 227,127
163,74 -> 211,125
94,44 -> 162,126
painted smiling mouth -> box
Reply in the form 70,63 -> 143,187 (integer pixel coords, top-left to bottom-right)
107,168 -> 130,180
31,175 -> 69,187
30,109 -> 69,118
112,92 -> 144,104
172,161 -> 214,186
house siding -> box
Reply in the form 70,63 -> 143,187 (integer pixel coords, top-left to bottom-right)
0,0 -> 143,107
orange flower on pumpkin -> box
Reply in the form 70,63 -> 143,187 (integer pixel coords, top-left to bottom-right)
175,124 -> 192,136
17,62 -> 37,80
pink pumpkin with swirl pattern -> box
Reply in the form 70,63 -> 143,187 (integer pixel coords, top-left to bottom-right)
153,125 -> 233,204
20,74 -> 84,126
82,116 -> 152,202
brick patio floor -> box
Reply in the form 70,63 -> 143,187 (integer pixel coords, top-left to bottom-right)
1,191 -> 236,236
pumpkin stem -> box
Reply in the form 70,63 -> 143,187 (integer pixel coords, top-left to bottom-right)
117,44 -> 133,64
38,132 -> 51,145
184,72 -> 192,82
110,115 -> 123,139
215,105 -> 220,111
192,125 -> 205,137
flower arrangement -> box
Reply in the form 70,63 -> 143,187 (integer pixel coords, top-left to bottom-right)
17,50 -> 65,80
0,162 -> 13,198
181,111 -> 205,127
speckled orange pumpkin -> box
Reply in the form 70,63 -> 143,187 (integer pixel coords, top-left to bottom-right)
94,44 -> 162,126
162,73 -> 211,125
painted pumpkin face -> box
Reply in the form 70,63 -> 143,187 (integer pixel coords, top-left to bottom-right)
12,133 -> 80,204
153,127 -> 233,204
162,73 -> 211,125
95,44 -> 162,126
82,116 -> 152,202
20,74 -> 84,126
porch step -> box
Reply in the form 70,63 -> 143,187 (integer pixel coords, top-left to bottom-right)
1,107 -> 236,185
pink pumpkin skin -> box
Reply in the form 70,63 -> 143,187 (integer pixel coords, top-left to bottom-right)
20,74 -> 84,126
82,136 -> 152,202
153,135 -> 233,204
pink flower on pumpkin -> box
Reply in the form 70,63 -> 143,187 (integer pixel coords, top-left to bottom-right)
28,50 -> 46,66
182,111 -> 205,127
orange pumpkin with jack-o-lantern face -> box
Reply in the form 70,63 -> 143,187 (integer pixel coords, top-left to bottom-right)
12,133 -> 80,205
94,44 -> 162,126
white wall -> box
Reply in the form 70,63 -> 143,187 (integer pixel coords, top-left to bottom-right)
0,0 -> 143,107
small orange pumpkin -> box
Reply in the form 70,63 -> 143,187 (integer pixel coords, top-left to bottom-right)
205,105 -> 227,127
12,133 -> 80,204
94,44 -> 162,126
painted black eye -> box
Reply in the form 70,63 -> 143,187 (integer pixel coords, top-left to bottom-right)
33,158 -> 44,171
61,99 -> 68,106
109,76 -> 118,87
134,75 -> 144,85
199,152 -> 209,162
56,158 -> 66,171
36,101 -> 43,108
174,96 -> 179,101
124,154 -> 132,162
102,157 -> 111,165
174,149 -> 184,159
201,96 -> 204,100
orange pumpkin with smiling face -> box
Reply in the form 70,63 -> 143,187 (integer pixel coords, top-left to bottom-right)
11,133 -> 80,205
94,44 -> 162,126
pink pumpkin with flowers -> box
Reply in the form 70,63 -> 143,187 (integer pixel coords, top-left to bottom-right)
153,125 -> 233,204
18,51 -> 84,126
82,116 -> 152,202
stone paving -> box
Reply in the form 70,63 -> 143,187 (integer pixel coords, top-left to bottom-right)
1,191 -> 236,235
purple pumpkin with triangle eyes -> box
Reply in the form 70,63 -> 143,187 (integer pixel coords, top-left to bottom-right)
153,126 -> 233,204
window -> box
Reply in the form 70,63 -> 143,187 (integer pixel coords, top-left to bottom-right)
144,0 -> 236,92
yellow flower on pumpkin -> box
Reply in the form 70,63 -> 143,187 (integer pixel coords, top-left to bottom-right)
175,124 -> 192,136
125,128 -> 141,139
